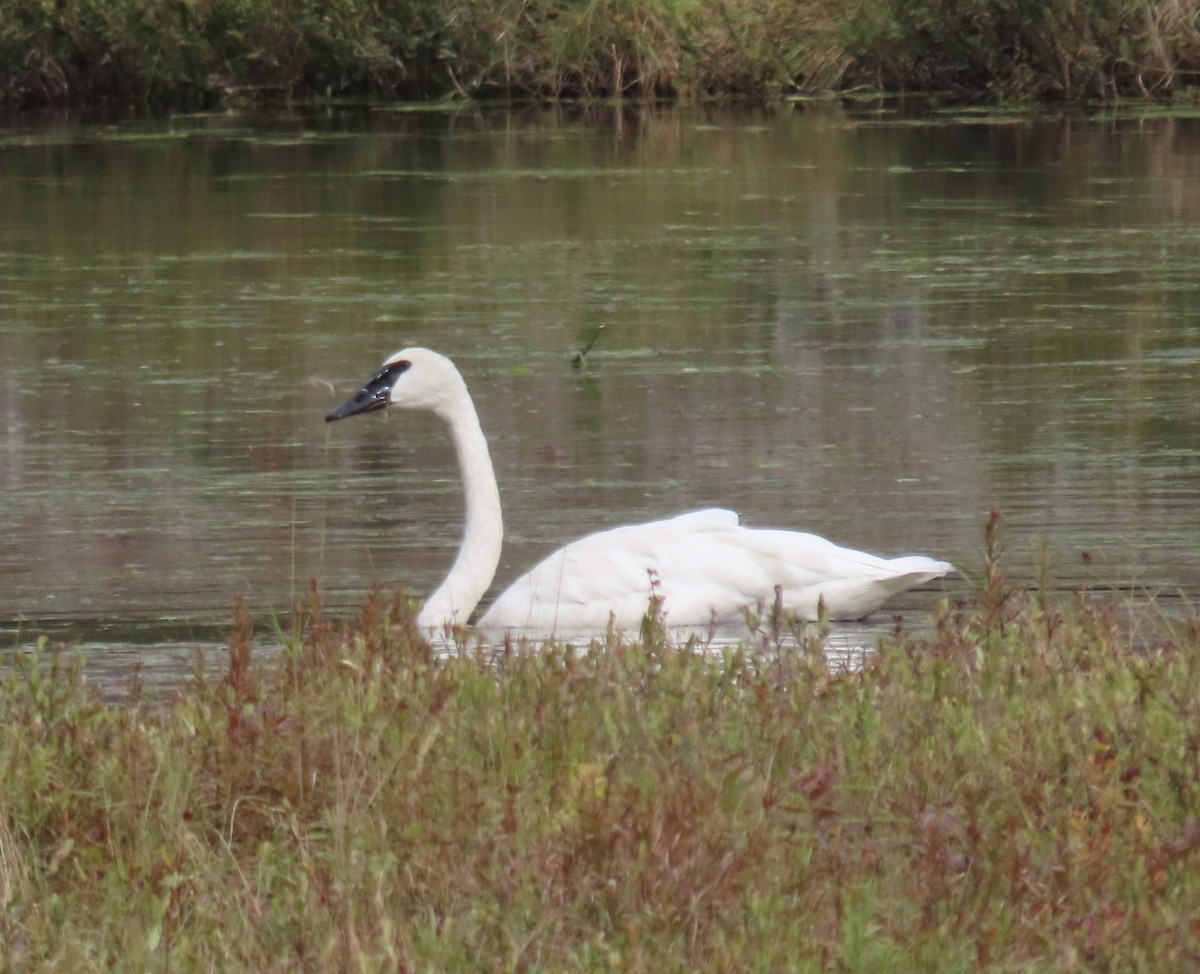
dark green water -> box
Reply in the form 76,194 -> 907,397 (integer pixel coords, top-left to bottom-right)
2,103 -> 1198,689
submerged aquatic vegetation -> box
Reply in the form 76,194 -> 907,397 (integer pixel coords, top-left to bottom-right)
3,523 -> 1200,971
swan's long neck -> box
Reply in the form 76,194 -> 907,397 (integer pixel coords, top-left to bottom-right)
417,381 -> 503,630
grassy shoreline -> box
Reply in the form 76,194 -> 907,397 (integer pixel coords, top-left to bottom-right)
3,517 -> 1200,970
2,0 -> 1199,112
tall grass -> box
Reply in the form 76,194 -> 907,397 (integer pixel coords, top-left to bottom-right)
834,0 -> 1200,100
2,0 -> 1198,109
4,519 -> 1200,970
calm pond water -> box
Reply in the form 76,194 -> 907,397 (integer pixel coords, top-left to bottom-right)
2,102 -> 1199,690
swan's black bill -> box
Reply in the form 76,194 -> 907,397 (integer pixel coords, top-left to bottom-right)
325,369 -> 392,421
326,359 -> 412,422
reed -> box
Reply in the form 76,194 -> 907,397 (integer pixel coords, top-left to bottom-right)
2,0 -> 1197,109
3,517 -> 1200,970
832,0 -> 1200,100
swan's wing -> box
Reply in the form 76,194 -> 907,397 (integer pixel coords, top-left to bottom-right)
478,508 -> 952,633
613,525 -> 948,624
479,509 -> 742,631
731,529 -> 952,620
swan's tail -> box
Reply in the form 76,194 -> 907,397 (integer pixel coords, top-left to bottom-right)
884,556 -> 955,583
803,556 -> 954,621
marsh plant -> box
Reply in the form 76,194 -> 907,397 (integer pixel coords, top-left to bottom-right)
2,0 -> 1198,108
3,516 -> 1200,970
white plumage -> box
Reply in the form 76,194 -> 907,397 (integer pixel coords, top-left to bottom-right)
327,348 -> 953,635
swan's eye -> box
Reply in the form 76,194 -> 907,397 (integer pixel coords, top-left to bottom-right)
382,360 -> 411,382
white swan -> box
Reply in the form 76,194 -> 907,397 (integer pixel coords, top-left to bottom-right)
326,348 -> 953,634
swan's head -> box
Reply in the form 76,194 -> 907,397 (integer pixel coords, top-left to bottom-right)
325,347 -> 466,423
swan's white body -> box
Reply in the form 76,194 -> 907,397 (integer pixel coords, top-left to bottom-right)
480,507 -> 951,632
327,348 -> 953,635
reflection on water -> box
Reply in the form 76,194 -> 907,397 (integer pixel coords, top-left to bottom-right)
2,103 -> 1199,691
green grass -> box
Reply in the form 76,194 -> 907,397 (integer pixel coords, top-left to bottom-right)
4,517 -> 1200,971
2,0 -> 1199,109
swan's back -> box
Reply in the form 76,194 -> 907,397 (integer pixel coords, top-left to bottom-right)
478,508 -> 951,633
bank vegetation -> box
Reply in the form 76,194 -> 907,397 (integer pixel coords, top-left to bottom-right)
4,516 -> 1200,969
2,0 -> 1199,110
